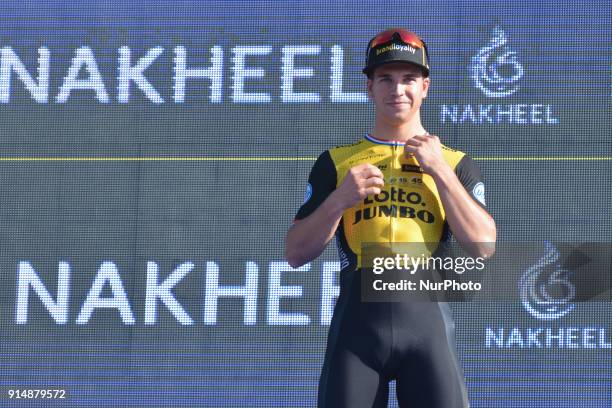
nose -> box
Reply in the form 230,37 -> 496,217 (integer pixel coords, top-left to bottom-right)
389,81 -> 406,96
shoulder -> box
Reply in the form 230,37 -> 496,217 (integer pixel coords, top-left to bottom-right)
439,142 -> 468,171
310,149 -> 335,175
328,138 -> 388,175
307,138 -> 369,182
438,141 -> 482,180
327,138 -> 371,163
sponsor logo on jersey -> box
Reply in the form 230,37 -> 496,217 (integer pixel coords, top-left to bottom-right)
353,187 -> 435,225
401,164 -> 423,173
346,153 -> 386,167
472,182 -> 486,205
303,183 -> 313,204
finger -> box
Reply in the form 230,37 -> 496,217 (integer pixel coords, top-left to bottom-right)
363,187 -> 382,196
363,173 -> 385,183
363,177 -> 385,188
411,135 -> 431,142
347,164 -> 378,180
351,162 -> 376,173
418,134 -> 440,143
359,164 -> 384,179
404,144 -> 418,153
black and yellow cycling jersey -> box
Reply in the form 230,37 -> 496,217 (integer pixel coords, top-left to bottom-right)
295,133 -> 486,273
294,134 -> 486,407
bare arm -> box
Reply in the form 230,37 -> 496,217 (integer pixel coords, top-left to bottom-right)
430,165 -> 496,258
285,163 -> 385,268
285,191 -> 345,268
405,135 -> 496,258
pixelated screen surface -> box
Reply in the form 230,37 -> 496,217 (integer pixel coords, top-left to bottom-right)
0,1 -> 610,406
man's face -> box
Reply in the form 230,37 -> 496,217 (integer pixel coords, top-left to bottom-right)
367,62 -> 430,125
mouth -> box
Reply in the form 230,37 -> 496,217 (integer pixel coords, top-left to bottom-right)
386,101 -> 410,107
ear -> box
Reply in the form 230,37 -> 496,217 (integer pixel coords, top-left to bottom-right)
422,77 -> 431,98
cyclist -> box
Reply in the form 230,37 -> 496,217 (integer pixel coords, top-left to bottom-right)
285,28 -> 496,408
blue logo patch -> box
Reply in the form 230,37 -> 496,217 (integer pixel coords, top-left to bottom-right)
303,183 -> 313,204
472,182 -> 486,206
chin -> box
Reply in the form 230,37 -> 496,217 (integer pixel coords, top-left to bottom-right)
385,111 -> 412,123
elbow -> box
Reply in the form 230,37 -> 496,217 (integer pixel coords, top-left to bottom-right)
285,250 -> 303,269
464,241 -> 495,260
284,239 -> 305,269
464,222 -> 496,259
475,224 -> 497,259
285,222 -> 316,269
474,241 -> 496,260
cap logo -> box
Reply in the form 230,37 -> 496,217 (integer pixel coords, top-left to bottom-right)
375,42 -> 417,56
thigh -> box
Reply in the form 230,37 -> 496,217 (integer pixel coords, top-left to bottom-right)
394,343 -> 469,408
318,347 -> 389,408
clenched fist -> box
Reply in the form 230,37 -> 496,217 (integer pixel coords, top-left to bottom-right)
404,134 -> 449,175
333,163 -> 384,210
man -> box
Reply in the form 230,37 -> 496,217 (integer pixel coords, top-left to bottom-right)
285,28 -> 496,408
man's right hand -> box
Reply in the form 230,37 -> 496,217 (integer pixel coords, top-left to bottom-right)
285,164 -> 384,268
332,163 -> 385,210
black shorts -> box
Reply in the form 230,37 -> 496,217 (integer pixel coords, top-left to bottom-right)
318,269 -> 470,408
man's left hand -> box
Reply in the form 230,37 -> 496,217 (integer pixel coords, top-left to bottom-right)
404,134 -> 450,175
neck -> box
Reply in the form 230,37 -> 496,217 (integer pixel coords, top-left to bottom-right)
370,114 -> 426,142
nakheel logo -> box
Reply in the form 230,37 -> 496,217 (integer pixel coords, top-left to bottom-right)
470,26 -> 524,98
519,241 -> 575,321
485,241 -> 611,350
441,26 -> 560,125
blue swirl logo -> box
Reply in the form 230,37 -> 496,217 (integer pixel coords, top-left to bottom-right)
302,183 -> 313,204
519,241 -> 576,321
470,27 -> 524,98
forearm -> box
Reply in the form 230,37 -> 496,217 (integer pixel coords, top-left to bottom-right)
432,166 -> 497,258
285,192 -> 346,268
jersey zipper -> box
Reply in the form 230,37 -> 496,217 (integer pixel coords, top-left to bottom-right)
391,144 -> 399,245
